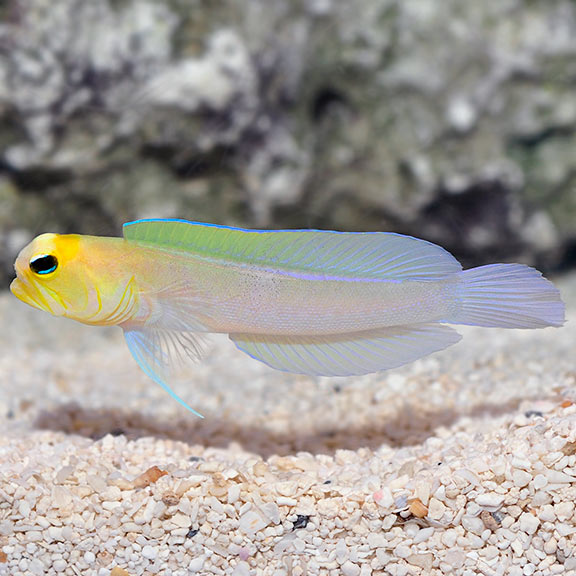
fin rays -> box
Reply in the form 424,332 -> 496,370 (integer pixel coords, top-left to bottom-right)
124,327 -> 207,418
121,281 -> 211,417
230,324 -> 462,377
123,219 -> 462,280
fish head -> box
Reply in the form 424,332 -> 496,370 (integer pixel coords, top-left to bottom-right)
11,233 -> 90,319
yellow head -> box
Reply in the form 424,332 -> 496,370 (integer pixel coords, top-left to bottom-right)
10,233 -> 136,325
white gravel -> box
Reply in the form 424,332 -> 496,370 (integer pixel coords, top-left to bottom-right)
0,273 -> 575,575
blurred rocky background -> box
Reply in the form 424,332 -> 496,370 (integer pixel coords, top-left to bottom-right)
0,0 -> 575,287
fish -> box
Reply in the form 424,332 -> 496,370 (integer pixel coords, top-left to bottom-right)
10,218 -> 565,417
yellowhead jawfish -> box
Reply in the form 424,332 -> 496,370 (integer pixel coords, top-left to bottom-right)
11,219 -> 565,416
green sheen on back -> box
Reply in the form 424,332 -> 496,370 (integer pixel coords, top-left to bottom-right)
123,219 -> 462,280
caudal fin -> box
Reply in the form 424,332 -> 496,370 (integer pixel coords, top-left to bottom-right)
450,264 -> 565,328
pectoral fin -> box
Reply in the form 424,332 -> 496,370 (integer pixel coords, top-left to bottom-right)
230,324 -> 461,377
123,327 -> 207,417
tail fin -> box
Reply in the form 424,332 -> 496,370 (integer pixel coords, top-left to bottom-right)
450,264 -> 565,328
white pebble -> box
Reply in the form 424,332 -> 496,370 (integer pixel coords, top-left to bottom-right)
84,551 -> 96,564
140,498 -> 156,523
367,533 -> 387,549
382,514 -> 396,530
427,498 -> 446,520
554,501 -> 574,521
531,490 -> 551,507
441,529 -> 458,548
101,486 -> 122,502
533,474 -> 548,490
53,559 -> 67,572
239,510 -> 268,534
413,527 -> 434,543
513,470 -> 532,488
231,561 -> 251,576
48,526 -> 63,541
188,556 -> 206,572
260,502 -> 280,524
56,466 -> 75,483
469,534 -> 485,549
511,538 -> 524,558
406,552 -> 434,571
546,470 -> 574,483
293,538 -> 306,553
556,523 -> 576,536
142,545 -> 158,560
18,500 -> 31,517
374,488 -> 394,508
519,513 -> 540,535
171,513 -> 192,528
414,481 -> 431,505
444,549 -> 465,568
228,484 -> 241,504
51,486 -> 73,509
544,537 -> 557,554
476,493 -> 504,510
335,539 -> 349,563
86,475 -> 107,493
511,458 -> 532,471
394,544 -> 411,559
539,505 -> 556,522
462,515 -> 485,536
482,545 -> 499,560
466,501 -> 481,517
341,560 -> 360,576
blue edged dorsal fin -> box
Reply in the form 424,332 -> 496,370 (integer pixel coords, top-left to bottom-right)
230,324 -> 462,377
123,219 -> 461,281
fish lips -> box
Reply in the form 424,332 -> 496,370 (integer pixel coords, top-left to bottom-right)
10,276 -> 44,311
10,275 -> 65,316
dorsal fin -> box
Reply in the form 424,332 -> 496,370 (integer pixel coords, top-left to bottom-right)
123,219 -> 461,280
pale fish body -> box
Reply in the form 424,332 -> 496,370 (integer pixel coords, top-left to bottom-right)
11,219 -> 565,416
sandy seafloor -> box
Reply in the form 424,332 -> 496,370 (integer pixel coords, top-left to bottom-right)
0,273 -> 575,576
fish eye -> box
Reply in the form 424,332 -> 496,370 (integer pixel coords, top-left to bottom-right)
30,254 -> 58,275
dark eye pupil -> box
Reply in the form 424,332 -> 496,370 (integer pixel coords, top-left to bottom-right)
30,254 -> 58,275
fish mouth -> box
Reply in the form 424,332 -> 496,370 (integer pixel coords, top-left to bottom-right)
10,277 -> 45,311
10,276 -> 65,316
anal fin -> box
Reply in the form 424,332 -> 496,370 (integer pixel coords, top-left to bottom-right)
230,324 -> 462,377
